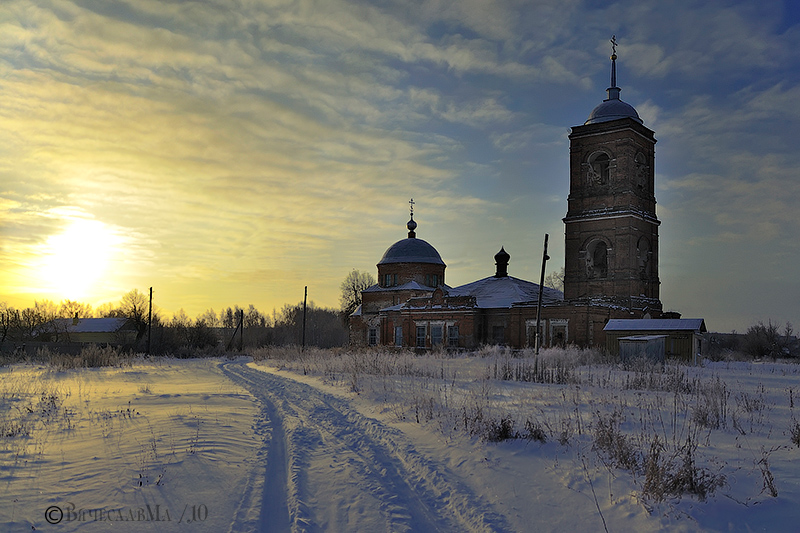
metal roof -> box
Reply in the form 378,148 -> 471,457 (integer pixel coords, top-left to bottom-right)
53,317 -> 134,333
363,280 -> 446,293
604,319 -> 706,332
447,275 -> 563,309
585,98 -> 642,125
377,237 -> 445,265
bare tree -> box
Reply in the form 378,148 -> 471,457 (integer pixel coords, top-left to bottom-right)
197,308 -> 219,328
0,302 -> 14,344
544,266 -> 565,293
58,299 -> 93,319
118,289 -> 149,338
339,269 -> 375,323
244,304 -> 268,328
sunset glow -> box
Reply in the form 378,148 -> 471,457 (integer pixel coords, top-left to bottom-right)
34,218 -> 121,302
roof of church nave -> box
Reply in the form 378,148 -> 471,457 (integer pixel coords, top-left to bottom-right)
447,275 -> 563,309
585,36 -> 642,125
363,280 -> 450,294
377,202 -> 446,266
380,247 -> 563,311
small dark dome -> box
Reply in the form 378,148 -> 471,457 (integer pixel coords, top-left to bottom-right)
494,246 -> 510,277
585,98 -> 642,125
494,247 -> 510,264
378,238 -> 445,265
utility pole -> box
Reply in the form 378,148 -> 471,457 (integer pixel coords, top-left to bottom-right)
239,309 -> 244,352
147,287 -> 153,355
301,286 -> 308,352
535,234 -> 550,355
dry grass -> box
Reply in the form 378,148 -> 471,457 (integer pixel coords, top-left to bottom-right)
249,345 -> 799,504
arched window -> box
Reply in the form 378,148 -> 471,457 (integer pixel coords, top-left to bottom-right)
587,152 -> 610,186
637,237 -> 651,279
635,152 -> 648,190
586,240 -> 608,279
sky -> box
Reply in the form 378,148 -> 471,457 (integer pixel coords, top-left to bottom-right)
1,0 -> 799,333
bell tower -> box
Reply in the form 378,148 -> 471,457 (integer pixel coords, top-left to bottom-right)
563,38 -> 662,314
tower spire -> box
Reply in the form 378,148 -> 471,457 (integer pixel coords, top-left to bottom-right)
607,35 -> 621,101
407,198 -> 417,238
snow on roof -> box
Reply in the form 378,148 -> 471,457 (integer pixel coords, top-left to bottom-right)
604,319 -> 706,332
363,280 -> 446,293
447,276 -> 563,309
377,237 -> 445,265
54,317 -> 134,333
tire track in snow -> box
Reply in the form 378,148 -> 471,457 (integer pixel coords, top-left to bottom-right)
225,363 -> 291,533
221,360 -> 511,533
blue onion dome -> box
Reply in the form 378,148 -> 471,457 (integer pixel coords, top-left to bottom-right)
378,210 -> 445,265
378,238 -> 445,265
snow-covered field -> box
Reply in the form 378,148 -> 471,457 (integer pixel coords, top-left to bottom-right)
2,348 -> 799,532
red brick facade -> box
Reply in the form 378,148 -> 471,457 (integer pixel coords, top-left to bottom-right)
350,57 -> 669,350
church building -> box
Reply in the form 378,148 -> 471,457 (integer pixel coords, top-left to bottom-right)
350,45 -> 679,350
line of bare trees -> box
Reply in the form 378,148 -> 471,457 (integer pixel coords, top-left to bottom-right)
1,289 -> 348,355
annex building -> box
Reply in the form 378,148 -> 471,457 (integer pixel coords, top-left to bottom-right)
351,48 -> 697,352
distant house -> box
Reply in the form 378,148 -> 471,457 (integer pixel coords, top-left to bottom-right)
604,319 -> 707,363
43,317 -> 139,346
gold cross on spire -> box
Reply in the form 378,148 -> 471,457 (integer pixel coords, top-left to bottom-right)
610,35 -> 617,57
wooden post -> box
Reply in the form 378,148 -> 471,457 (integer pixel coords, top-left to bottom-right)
535,234 -> 550,355
301,286 -> 308,352
239,309 -> 244,352
147,287 -> 152,355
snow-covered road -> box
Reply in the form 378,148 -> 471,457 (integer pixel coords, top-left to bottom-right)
221,361 -> 511,533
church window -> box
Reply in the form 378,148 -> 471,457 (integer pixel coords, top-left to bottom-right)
395,326 -> 403,346
431,325 -> 443,346
368,328 -> 378,346
637,237 -> 651,279
492,325 -> 505,344
448,325 -> 459,347
635,152 -> 648,190
416,325 -> 426,347
587,152 -> 610,186
586,240 -> 608,279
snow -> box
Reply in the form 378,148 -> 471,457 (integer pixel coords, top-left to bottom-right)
448,276 -> 563,308
2,352 -> 800,532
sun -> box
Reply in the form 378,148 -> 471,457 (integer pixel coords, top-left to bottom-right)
37,218 -> 120,301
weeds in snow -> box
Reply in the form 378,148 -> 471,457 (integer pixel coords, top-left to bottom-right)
250,345 -> 799,505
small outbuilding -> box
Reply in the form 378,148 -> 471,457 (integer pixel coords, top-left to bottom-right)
604,319 -> 707,364
45,317 -> 139,345
618,335 -> 666,365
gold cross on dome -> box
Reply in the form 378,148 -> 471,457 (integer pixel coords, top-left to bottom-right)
409,198 -> 415,215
